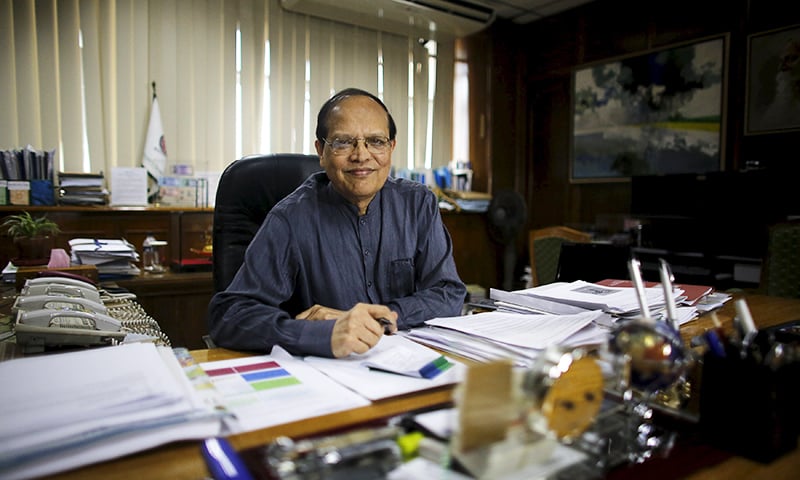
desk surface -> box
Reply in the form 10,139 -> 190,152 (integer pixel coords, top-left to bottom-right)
50,294 -> 800,480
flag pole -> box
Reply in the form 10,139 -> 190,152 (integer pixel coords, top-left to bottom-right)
144,80 -> 166,203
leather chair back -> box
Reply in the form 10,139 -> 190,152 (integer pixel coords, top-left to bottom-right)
212,153 -> 321,292
528,226 -> 592,286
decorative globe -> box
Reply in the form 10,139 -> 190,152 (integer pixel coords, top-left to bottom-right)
609,319 -> 689,392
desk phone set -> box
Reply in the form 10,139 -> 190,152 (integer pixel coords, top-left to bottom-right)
12,271 -> 171,353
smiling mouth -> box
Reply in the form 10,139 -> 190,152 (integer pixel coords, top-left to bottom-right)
346,168 -> 374,176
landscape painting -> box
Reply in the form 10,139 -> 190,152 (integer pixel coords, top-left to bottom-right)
571,37 -> 726,182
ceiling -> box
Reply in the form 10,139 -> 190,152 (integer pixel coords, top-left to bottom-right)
480,0 -> 595,24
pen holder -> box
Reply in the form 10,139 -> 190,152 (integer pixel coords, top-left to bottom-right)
698,351 -> 800,463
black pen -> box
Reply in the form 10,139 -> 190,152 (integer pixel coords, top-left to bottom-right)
376,317 -> 394,335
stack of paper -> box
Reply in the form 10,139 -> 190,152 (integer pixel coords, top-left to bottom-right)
0,343 -> 221,480
495,281 -> 669,317
406,310 -> 608,368
69,238 -> 141,278
57,172 -> 108,205
492,280 -> 702,326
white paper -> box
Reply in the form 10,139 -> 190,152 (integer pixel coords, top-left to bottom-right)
425,310 -> 603,350
357,334 -> 452,378
304,336 -> 465,401
0,343 -> 221,480
198,347 -> 370,434
110,166 -> 148,206
405,327 -> 540,367
515,281 -> 666,315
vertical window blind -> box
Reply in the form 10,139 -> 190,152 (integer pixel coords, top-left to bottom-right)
0,0 -> 454,177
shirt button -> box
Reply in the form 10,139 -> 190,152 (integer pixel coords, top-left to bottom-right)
360,219 -> 366,225
367,281 -> 373,287
364,249 -> 370,256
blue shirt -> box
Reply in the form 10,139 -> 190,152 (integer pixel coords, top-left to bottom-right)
208,172 -> 467,357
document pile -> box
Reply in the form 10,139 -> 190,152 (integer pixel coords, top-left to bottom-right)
406,277 -> 714,368
407,310 -> 607,368
491,280 -> 700,324
594,278 -> 729,315
0,343 -> 222,480
69,238 -> 141,278
57,172 -> 108,205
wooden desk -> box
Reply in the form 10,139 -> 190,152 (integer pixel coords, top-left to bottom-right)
50,294 -> 800,480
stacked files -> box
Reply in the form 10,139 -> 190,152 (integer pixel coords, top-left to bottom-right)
490,280 -> 699,324
69,238 -> 140,278
593,278 -> 730,317
406,278 -> 710,368
57,172 -> 108,205
0,343 -> 222,480
406,310 -> 609,368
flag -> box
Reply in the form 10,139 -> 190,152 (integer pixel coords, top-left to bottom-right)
142,91 -> 167,199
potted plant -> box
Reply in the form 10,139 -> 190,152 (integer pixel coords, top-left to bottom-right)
1,211 -> 61,265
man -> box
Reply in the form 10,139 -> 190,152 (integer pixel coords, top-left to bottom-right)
208,88 -> 466,358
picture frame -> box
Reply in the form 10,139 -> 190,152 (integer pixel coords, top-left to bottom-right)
745,24 -> 800,135
570,36 -> 727,182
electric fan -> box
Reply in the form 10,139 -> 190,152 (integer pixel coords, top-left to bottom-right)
486,189 -> 527,290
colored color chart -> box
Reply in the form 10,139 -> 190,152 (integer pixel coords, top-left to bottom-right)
198,352 -> 371,433
204,360 -> 301,394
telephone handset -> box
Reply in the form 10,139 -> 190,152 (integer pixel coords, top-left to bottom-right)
26,275 -> 97,290
18,309 -> 122,331
13,294 -> 108,315
20,282 -> 102,304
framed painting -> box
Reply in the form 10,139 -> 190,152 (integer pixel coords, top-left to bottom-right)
571,36 -> 727,182
745,24 -> 800,135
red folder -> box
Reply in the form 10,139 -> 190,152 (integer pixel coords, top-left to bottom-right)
595,278 -> 714,306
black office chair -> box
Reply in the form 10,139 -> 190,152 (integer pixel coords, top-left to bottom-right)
212,153 -> 322,293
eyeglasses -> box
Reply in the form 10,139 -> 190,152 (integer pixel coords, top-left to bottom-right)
323,136 -> 392,155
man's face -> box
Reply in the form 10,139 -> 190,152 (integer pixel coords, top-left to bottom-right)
315,95 -> 395,214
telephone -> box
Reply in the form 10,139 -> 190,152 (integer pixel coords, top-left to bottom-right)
15,309 -> 127,353
13,294 -> 108,316
13,277 -> 171,353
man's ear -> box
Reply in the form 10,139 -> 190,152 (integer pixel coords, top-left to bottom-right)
314,139 -> 325,162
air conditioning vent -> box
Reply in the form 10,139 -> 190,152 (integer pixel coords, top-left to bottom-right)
280,0 -> 496,41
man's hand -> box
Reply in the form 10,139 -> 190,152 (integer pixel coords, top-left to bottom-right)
296,304 -> 344,321
330,303 -> 398,358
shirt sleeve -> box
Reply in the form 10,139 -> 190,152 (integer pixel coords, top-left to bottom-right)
207,213 -> 336,357
386,189 -> 467,328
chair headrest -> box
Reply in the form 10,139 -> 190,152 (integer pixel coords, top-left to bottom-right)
212,153 -> 321,292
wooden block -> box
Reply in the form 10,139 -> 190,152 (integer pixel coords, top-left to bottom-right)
456,360 -> 513,452
15,265 -> 99,290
